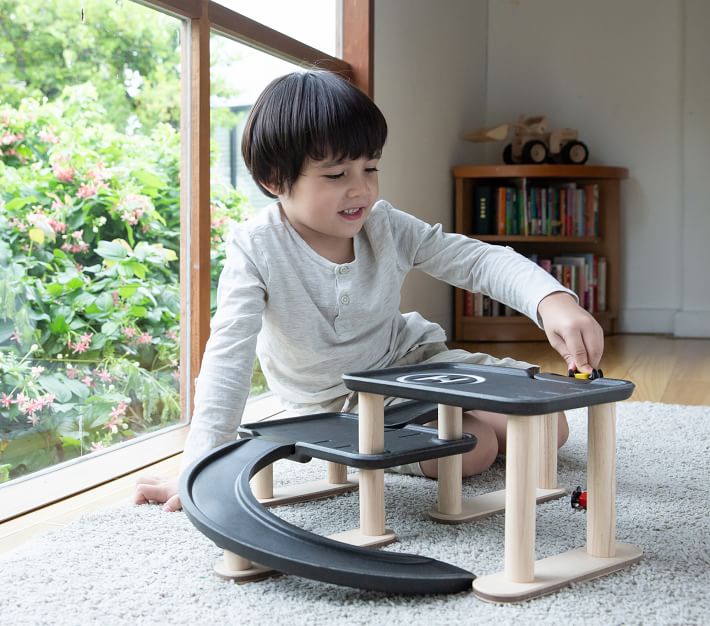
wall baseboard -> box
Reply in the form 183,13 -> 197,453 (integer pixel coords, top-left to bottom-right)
618,308 -> 676,335
618,308 -> 710,338
673,310 -> 710,338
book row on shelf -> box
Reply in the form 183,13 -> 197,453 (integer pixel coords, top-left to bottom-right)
473,182 -> 600,237
463,253 -> 607,318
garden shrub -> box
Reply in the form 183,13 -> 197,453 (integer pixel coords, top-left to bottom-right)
0,85 -> 252,481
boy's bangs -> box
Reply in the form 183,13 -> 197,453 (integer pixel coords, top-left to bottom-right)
301,76 -> 386,163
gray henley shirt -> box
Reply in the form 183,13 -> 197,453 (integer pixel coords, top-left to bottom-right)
182,200 -> 574,467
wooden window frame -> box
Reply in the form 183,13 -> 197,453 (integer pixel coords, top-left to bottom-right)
0,0 -> 373,523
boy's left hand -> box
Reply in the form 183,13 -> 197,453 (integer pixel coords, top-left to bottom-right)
537,291 -> 604,374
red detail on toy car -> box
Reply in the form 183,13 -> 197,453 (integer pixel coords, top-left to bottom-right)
571,486 -> 587,510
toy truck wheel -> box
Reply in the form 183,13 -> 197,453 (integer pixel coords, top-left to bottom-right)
522,140 -> 548,164
561,140 -> 589,164
502,143 -> 514,164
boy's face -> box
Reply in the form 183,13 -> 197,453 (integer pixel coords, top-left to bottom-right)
272,156 -> 380,258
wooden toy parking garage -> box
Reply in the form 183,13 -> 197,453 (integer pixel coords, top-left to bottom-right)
180,363 -> 642,602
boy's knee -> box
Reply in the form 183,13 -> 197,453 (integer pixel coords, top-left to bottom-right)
461,422 -> 498,477
557,412 -> 570,448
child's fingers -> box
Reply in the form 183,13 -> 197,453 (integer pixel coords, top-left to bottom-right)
163,494 -> 182,512
548,328 -> 594,373
134,480 -> 172,505
569,332 -> 594,373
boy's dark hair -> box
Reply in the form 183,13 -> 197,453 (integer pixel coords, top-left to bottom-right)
242,71 -> 388,198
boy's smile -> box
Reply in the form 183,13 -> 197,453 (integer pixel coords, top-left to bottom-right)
271,156 -> 380,264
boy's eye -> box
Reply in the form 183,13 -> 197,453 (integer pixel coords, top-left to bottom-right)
365,167 -> 379,174
324,172 -> 345,180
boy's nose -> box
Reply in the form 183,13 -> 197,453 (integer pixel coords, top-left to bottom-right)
346,175 -> 369,198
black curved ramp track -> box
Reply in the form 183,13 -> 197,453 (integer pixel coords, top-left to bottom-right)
180,438 -> 475,594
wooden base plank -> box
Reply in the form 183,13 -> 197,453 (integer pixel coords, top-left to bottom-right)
328,527 -> 397,548
213,558 -> 275,583
257,477 -> 358,508
428,487 -> 567,524
472,542 -> 643,603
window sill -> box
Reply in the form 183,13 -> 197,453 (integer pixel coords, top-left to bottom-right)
0,393 -> 284,523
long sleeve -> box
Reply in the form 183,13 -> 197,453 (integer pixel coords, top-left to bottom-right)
180,229 -> 267,471
388,205 -> 576,326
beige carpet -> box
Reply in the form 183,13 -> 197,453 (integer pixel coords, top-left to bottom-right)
2,402 -> 709,625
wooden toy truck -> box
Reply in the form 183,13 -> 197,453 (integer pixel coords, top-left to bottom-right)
465,115 -> 590,165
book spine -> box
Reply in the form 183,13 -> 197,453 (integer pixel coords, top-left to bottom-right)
473,185 -> 493,235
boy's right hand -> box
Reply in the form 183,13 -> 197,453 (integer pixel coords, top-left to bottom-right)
134,474 -> 181,512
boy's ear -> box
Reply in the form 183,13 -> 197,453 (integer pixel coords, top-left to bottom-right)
260,180 -> 282,197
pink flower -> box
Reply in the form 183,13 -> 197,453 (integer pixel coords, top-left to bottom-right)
165,329 -> 178,341
66,364 -> 78,379
1,132 -> 22,145
96,370 -> 113,383
30,365 -> 45,377
53,164 -> 75,182
9,218 -> 27,232
48,219 -> 67,233
81,375 -> 94,387
137,332 -> 153,345
72,340 -> 89,354
0,393 -> 13,408
40,394 -> 55,408
122,327 -> 136,339
86,163 -> 109,182
61,229 -> 90,254
91,442 -> 105,452
117,194 -> 152,225
109,400 -> 128,420
77,183 -> 98,198
39,130 -> 59,144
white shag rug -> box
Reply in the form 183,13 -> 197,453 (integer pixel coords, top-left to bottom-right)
2,402 -> 709,626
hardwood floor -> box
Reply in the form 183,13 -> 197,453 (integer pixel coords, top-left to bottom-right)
1,334 -> 709,556
454,334 -> 710,405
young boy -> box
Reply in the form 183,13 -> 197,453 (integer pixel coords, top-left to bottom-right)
135,71 -> 602,512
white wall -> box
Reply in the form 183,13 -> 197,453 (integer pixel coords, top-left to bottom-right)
486,0 -> 709,336
375,0 -> 710,338
374,0 -> 489,336
679,0 -> 710,336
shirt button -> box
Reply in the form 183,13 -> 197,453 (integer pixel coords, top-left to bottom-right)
338,266 -> 350,274
339,294 -> 351,305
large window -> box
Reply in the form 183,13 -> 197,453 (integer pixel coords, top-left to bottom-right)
214,0 -> 339,56
0,0 -> 371,520
0,0 -> 184,484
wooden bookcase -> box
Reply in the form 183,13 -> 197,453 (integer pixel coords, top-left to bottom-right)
453,164 -> 628,342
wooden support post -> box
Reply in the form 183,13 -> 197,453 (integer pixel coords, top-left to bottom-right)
250,464 -> 273,500
331,392 -> 395,547
503,414 -> 539,583
430,409 -> 564,524
359,392 -> 385,536
327,462 -> 348,484
537,413 -> 558,489
213,549 -> 273,582
587,403 -> 617,557
437,404 -> 462,515
224,550 -> 252,571
473,405 -> 641,603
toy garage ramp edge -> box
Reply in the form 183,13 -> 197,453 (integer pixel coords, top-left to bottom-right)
343,364 -> 635,415
180,438 -> 475,594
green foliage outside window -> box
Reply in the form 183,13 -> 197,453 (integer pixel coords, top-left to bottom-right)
0,86 -> 253,482
0,0 -> 266,483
